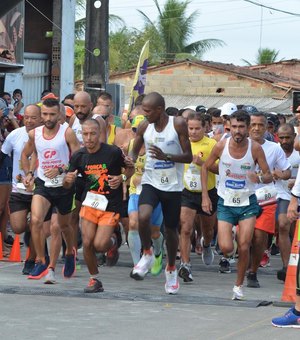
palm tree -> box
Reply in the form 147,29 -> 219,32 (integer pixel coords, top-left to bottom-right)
242,48 -> 283,66
138,0 -> 224,61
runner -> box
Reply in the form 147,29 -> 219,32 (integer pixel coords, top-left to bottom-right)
63,119 -> 134,292
21,98 -> 80,280
129,92 -> 192,294
201,110 -> 272,300
179,112 -> 218,282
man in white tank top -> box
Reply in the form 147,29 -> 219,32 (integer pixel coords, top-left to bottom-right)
201,110 -> 272,300
129,92 -> 192,295
276,123 -> 300,282
21,98 -> 80,281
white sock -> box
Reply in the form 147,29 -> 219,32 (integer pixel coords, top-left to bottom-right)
128,230 -> 141,266
152,232 -> 163,257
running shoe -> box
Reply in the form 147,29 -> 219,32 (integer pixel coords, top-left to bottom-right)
106,242 -> 119,267
22,259 -> 35,275
151,252 -> 163,276
219,257 -> 231,273
44,268 -> 56,284
270,243 -> 280,256
165,269 -> 179,294
84,278 -> 104,293
62,248 -> 76,278
277,267 -> 287,282
247,271 -> 260,288
272,308 -> 300,328
232,285 -> 244,300
97,253 -> 106,266
28,262 -> 48,280
200,237 -> 214,265
4,235 -> 14,247
130,252 -> 154,280
178,263 -> 193,282
259,250 -> 270,267
76,257 -> 81,271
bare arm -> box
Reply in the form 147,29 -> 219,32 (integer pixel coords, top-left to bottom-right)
252,143 -> 272,184
21,130 -> 37,186
65,127 -> 81,155
129,121 -> 147,162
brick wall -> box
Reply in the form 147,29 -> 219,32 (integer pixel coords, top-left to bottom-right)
110,63 -> 286,98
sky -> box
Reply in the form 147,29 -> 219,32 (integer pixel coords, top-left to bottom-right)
108,0 -> 300,66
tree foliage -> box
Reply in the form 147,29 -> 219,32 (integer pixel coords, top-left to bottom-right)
242,47 -> 283,66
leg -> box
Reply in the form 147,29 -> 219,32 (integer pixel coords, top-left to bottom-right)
138,204 -> 153,251
48,213 -> 62,269
249,228 -> 268,273
0,184 -> 11,242
128,211 -> 141,265
277,212 -> 291,269
81,218 -> 98,275
179,206 -> 197,264
57,212 -> 74,255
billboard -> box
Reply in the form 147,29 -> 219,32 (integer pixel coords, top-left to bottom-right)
0,2 -> 24,67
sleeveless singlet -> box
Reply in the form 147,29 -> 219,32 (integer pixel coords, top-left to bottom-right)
142,116 -> 184,192
218,137 -> 255,206
35,124 -> 70,186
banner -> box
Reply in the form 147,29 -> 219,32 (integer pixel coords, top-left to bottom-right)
127,40 -> 149,114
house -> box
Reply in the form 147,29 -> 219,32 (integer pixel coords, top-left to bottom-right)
110,60 -> 300,114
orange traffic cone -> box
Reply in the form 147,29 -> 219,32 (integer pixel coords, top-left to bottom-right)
281,220 -> 299,302
0,232 -> 3,260
9,234 -> 22,262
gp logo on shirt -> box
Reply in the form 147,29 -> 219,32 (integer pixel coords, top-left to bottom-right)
44,149 -> 57,159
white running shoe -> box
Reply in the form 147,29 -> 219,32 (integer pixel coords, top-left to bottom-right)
232,285 -> 244,300
130,253 -> 154,280
165,269 -> 179,294
200,237 -> 214,265
44,268 -> 56,284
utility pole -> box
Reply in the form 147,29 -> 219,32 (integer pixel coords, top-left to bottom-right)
84,0 -> 109,104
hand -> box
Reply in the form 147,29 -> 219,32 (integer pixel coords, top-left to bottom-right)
201,194 -> 212,214
272,169 -> 283,181
124,155 -> 134,168
23,172 -> 34,188
44,167 -> 60,179
247,171 -> 259,184
288,179 -> 295,190
108,175 -> 122,189
193,153 -> 203,166
287,197 -> 299,222
7,109 -> 15,120
149,145 -> 166,160
64,170 -> 78,185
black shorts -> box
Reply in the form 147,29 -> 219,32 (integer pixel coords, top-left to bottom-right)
75,176 -> 85,202
9,192 -> 52,221
121,199 -> 129,218
138,184 -> 181,230
181,187 -> 218,216
34,178 -> 75,215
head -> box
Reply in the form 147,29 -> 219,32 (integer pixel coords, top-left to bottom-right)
277,114 -> 286,125
142,92 -> 165,124
96,92 -> 114,119
2,92 -> 12,105
195,105 -> 207,114
134,94 -> 146,107
249,112 -> 267,142
229,110 -> 250,144
210,109 -> 223,130
13,89 -> 22,101
203,114 -> 212,133
277,123 -> 295,153
62,93 -> 75,107
166,106 -> 179,117
23,104 -> 42,132
58,104 -> 66,124
266,113 -> 279,134
82,119 -> 101,152
73,91 -> 93,121
187,112 -> 206,142
41,98 -> 61,130
181,109 -> 194,121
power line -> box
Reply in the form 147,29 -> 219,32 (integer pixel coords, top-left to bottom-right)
243,0 -> 300,16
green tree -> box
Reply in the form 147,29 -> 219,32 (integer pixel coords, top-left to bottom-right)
138,0 -> 224,61
242,47 -> 283,66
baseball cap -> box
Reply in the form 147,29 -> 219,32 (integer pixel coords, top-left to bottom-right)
220,102 -> 237,116
41,92 -> 58,101
131,115 -> 145,129
65,106 -> 74,117
196,105 -> 207,113
242,105 -> 258,114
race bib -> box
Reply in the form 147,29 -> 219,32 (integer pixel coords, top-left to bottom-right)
255,184 -> 277,206
152,167 -> 178,186
224,189 -> 250,207
44,174 -> 64,188
82,191 -> 108,211
184,168 -> 201,191
16,182 -> 29,194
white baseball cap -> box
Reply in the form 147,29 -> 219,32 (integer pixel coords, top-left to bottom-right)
220,102 -> 237,116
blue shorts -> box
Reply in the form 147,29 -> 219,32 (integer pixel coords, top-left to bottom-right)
128,194 -> 163,227
0,154 -> 12,184
217,194 -> 261,226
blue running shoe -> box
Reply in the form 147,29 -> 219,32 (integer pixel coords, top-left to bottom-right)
62,249 -> 76,278
28,262 -> 48,280
272,308 -> 300,328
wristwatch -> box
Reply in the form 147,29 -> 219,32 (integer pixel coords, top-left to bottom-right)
121,174 -> 127,182
27,170 -> 34,176
58,167 -> 64,175
165,154 -> 172,161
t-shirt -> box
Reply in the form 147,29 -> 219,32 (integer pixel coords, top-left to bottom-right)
68,143 -> 126,213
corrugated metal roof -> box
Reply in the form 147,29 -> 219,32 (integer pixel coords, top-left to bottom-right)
162,95 -> 292,114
